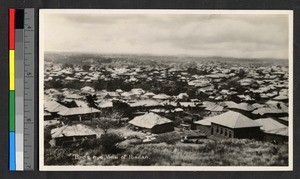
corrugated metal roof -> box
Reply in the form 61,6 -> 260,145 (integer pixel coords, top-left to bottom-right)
194,118 -> 214,126
58,107 -> 100,116
98,100 -> 113,108
252,107 -> 287,115
45,101 -> 68,113
152,94 -> 171,100
206,111 -> 260,129
129,112 -> 173,129
228,102 -> 255,111
205,104 -> 224,112
255,118 -> 288,136
129,99 -> 161,107
51,124 -> 97,138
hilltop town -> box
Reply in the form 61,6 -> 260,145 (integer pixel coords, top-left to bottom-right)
43,53 -> 289,166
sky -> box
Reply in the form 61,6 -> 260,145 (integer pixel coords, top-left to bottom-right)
43,12 -> 290,59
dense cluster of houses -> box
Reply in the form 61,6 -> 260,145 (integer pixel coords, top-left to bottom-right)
44,60 -> 289,146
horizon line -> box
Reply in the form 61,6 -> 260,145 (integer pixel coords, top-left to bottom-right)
44,51 -> 288,61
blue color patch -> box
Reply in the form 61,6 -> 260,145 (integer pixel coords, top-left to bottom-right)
9,132 -> 16,170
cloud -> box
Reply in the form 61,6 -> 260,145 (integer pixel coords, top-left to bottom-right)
42,12 -> 289,59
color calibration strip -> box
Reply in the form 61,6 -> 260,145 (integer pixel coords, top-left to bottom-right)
9,8 -> 16,171
9,8 -> 35,171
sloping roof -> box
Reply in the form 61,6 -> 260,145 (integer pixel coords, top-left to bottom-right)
223,101 -> 238,108
273,95 -> 288,101
58,107 -> 100,116
179,102 -> 197,108
116,89 -> 123,93
74,100 -> 89,108
160,100 -> 178,107
51,124 -> 97,138
144,92 -> 156,97
228,102 -> 255,111
205,104 -> 224,112
252,103 -> 267,109
177,93 -> 189,99
81,86 -> 95,93
105,92 -> 120,98
279,116 -> 289,122
152,94 -> 171,100
98,100 -> 113,108
252,107 -> 287,115
255,118 -> 288,136
65,94 -> 84,100
202,101 -> 216,108
45,88 -> 60,95
45,101 -> 68,113
194,118 -> 214,126
208,111 -> 260,129
129,112 -> 173,129
121,92 -> 134,97
266,100 -> 288,112
44,111 -> 52,116
150,109 -> 166,113
129,99 -> 161,107
131,88 -> 145,95
174,108 -> 184,112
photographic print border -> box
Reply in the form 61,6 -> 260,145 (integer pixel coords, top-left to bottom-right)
39,9 -> 293,171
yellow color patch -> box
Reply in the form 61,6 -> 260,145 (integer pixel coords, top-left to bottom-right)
9,50 -> 15,90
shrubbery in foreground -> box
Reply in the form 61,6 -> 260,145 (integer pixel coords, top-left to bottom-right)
45,137 -> 288,166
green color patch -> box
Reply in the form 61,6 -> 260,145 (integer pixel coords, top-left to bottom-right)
9,90 -> 15,131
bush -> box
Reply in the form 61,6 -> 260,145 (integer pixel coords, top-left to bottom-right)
155,132 -> 181,145
44,148 -> 78,165
44,125 -> 59,149
99,133 -> 124,154
81,138 -> 102,150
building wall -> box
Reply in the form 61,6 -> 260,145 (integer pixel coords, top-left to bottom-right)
151,123 -> 174,134
55,134 -> 97,146
44,115 -> 53,121
263,133 -> 288,143
194,124 -> 211,134
233,127 -> 262,140
211,123 -> 234,138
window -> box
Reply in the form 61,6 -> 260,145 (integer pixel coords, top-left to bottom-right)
225,129 -> 227,136
229,131 -> 232,138
220,128 -> 223,135
216,127 -> 219,133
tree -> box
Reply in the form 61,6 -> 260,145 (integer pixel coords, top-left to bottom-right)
86,94 -> 98,109
237,69 -> 246,78
56,94 -> 65,102
62,63 -> 73,69
94,111 -> 122,134
112,100 -> 130,117
82,64 -> 90,71
86,94 -> 98,123
99,133 -> 124,154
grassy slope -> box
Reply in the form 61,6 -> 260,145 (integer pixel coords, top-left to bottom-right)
74,138 -> 288,166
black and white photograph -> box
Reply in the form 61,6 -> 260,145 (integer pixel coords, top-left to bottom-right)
39,10 -> 293,171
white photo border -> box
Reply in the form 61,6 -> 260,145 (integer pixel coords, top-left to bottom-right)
39,9 -> 293,171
